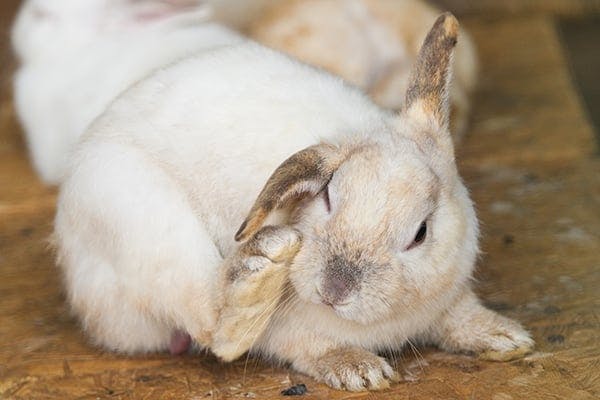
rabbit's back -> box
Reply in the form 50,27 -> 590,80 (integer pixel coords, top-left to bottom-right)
79,42 -> 393,250
13,11 -> 241,184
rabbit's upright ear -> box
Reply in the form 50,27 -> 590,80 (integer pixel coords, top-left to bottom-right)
403,13 -> 459,133
235,144 -> 345,242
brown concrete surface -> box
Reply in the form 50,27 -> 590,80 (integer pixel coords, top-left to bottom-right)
1,2 -> 599,399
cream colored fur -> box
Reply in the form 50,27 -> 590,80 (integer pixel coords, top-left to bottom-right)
54,13 -> 532,391
248,0 -> 478,138
12,0 -> 477,185
11,0 -> 242,185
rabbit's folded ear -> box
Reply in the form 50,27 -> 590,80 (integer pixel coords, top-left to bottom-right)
235,144 -> 344,242
403,12 -> 459,132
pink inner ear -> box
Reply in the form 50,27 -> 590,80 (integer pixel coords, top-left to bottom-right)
132,0 -> 200,22
32,7 -> 51,20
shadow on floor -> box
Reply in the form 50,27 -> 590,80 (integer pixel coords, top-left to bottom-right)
558,17 -> 600,150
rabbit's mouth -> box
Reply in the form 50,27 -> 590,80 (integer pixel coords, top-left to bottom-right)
327,300 -> 383,325
329,302 -> 358,321
316,286 -> 355,309
315,287 -> 366,321
317,287 -> 351,307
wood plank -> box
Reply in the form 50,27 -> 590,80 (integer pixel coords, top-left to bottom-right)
0,4 -> 598,399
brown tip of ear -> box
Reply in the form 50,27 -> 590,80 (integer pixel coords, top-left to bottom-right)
404,12 -> 459,128
424,12 -> 459,62
234,208 -> 267,242
439,12 -> 459,39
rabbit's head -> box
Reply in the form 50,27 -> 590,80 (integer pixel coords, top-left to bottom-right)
236,14 -> 479,325
12,0 -> 205,63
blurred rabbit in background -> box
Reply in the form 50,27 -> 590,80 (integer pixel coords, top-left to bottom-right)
12,0 -> 477,185
245,0 -> 478,138
11,0 -> 242,185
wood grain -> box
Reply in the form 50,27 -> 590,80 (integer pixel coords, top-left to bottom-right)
1,2 -> 598,398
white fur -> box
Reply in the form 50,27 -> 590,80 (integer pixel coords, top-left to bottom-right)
12,0 -> 242,184
56,37 -> 470,346
55,41 -> 388,348
12,0 -> 478,185
247,0 -> 479,137
53,13 -> 532,391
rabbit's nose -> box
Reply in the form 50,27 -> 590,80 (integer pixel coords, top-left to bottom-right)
321,255 -> 362,306
321,273 -> 354,306
323,275 -> 350,306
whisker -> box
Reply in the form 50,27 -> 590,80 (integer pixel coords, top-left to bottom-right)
239,293 -> 285,381
406,338 -> 425,373
242,287 -> 299,380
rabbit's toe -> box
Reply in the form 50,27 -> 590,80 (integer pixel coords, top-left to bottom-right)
251,226 -> 302,263
431,294 -> 534,362
241,256 -> 272,272
477,319 -> 534,361
314,347 -> 398,391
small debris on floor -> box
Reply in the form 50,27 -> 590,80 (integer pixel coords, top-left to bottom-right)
547,334 -> 565,344
543,305 -> 561,315
281,383 -> 307,396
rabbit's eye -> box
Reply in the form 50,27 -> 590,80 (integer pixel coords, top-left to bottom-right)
408,221 -> 427,250
323,186 -> 331,213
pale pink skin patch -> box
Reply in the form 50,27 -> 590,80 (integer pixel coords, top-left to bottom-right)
132,0 -> 199,22
169,330 -> 192,355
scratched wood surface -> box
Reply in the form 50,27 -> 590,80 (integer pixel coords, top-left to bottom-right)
1,1 -> 599,399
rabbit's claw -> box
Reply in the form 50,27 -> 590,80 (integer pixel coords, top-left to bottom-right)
313,347 -> 398,391
228,226 -> 301,282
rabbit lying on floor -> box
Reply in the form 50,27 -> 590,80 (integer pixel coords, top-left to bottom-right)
55,13 -> 533,391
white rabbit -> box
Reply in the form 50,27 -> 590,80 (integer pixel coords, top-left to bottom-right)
55,14 -> 533,391
248,0 -> 478,138
11,0 -> 242,185
12,0 -> 477,186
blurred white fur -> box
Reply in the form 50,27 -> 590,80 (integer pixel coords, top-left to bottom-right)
12,0 -> 242,184
12,0 -> 477,186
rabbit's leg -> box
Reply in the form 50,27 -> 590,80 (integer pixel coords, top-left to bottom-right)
56,140 -> 224,353
256,320 -> 398,391
425,290 -> 534,361
295,347 -> 399,391
212,226 -> 301,361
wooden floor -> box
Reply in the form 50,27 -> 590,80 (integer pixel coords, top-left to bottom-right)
1,2 -> 599,399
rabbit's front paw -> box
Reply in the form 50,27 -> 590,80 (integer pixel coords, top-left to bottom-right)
313,347 -> 398,391
212,226 -> 301,361
228,225 -> 301,289
431,292 -> 534,362
475,315 -> 534,361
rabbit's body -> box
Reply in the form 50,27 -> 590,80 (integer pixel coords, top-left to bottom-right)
12,0 -> 241,184
13,0 -> 477,186
56,42 -> 395,350
56,15 -> 533,391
